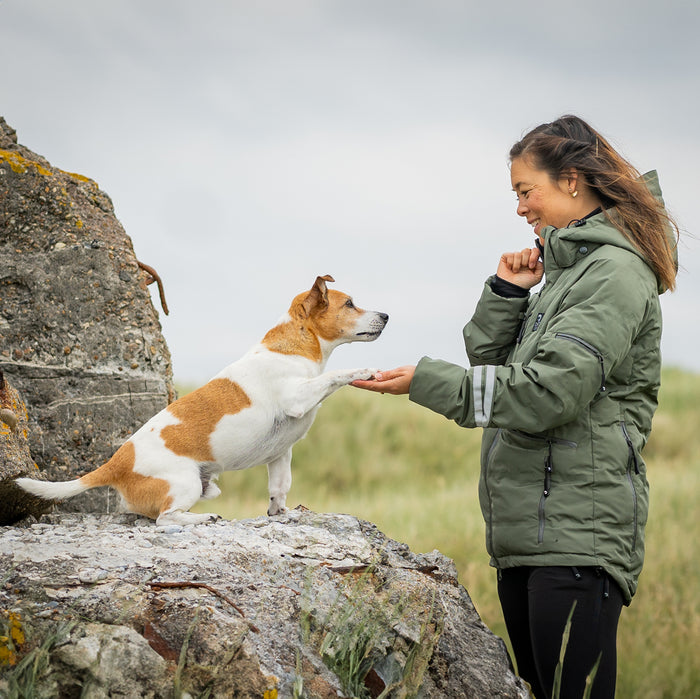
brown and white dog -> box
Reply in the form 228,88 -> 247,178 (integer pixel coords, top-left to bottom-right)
16,275 -> 388,526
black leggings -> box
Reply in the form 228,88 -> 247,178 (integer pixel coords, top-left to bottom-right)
497,566 -> 624,699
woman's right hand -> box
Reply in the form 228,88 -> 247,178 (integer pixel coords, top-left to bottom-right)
496,247 -> 544,290
351,366 -> 415,395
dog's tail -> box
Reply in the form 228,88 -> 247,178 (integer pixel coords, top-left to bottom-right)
15,476 -> 89,501
15,455 -> 119,502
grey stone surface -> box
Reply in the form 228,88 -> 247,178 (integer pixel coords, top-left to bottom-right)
0,510 -> 529,698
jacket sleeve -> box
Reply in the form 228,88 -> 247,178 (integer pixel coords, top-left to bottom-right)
464,276 -> 530,366
409,255 -> 654,433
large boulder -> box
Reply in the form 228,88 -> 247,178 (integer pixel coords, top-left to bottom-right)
0,117 -> 175,514
0,371 -> 53,524
0,510 -> 529,698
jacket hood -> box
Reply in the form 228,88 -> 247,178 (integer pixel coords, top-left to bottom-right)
541,171 -> 676,294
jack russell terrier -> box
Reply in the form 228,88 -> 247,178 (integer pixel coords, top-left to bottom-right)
16,275 -> 388,525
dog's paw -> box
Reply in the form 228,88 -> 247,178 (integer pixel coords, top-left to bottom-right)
348,368 -> 378,382
267,499 -> 287,516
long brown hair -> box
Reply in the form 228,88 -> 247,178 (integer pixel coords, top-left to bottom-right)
510,115 -> 678,291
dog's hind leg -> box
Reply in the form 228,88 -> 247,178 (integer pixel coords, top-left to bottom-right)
155,467 -> 221,526
156,509 -> 220,526
198,465 -> 222,500
201,481 -> 221,500
267,449 -> 292,516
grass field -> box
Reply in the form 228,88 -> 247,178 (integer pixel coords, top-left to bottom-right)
191,368 -> 700,698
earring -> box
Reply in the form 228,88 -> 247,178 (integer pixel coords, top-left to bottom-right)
570,190 -> 578,198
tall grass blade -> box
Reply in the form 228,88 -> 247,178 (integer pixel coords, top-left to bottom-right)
552,600 -> 577,699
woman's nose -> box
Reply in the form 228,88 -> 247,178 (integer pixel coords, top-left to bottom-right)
516,199 -> 528,217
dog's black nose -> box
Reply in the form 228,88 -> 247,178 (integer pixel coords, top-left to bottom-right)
379,313 -> 389,323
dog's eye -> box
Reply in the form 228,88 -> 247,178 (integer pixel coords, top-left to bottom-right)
345,299 -> 355,309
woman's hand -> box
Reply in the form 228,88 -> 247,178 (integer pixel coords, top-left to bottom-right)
351,366 -> 416,395
497,247 -> 544,289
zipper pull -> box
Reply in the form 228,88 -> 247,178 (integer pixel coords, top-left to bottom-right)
597,354 -> 607,393
543,445 -> 553,496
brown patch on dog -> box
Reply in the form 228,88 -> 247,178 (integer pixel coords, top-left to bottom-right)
80,441 -> 173,519
160,378 -> 252,462
262,317 -> 323,362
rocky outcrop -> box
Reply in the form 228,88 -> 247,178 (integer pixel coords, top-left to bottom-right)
0,510 -> 529,698
0,371 -> 53,524
0,117 -> 175,514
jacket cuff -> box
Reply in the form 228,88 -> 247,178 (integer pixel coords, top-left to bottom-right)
490,275 -> 530,298
409,356 -> 470,424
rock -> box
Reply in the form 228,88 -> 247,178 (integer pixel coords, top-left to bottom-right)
0,371 -> 53,524
0,510 -> 529,698
0,117 -> 175,514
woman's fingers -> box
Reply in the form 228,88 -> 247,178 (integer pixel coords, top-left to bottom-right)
351,366 -> 416,395
497,247 -> 544,289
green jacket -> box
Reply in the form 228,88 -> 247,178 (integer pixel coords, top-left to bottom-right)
409,171 -> 672,603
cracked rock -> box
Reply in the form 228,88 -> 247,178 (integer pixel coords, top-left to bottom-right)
0,510 -> 530,698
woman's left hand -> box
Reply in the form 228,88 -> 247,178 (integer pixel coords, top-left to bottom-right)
497,246 -> 544,289
351,366 -> 416,395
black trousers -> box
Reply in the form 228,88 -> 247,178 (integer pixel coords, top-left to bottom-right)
497,566 -> 625,699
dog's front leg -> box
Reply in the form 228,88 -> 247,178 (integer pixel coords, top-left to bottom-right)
281,369 -> 376,419
267,449 -> 292,516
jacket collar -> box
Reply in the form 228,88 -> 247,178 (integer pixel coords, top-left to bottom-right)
540,210 -> 607,282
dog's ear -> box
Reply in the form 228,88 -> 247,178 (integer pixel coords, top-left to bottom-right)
302,275 -> 334,316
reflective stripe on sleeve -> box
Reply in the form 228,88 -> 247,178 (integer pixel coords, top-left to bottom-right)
474,365 -> 496,427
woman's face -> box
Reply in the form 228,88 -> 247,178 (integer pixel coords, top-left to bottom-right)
510,156 -> 578,240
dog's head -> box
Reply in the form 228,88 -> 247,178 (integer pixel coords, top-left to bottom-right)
294,275 -> 389,346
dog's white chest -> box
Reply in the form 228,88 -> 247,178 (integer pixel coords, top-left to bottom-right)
208,410 -> 316,471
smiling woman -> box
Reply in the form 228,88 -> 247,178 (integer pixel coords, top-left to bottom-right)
509,115 -> 679,293
510,157 -> 603,239
353,114 -> 680,699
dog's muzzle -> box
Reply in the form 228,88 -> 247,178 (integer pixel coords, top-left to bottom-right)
356,312 -> 389,338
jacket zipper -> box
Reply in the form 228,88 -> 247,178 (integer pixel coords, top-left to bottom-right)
621,421 -> 640,474
554,332 -> 607,393
484,429 -> 501,555
621,421 -> 640,553
538,443 -> 554,544
516,312 -> 531,344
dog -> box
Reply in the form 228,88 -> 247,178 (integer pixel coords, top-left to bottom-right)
16,275 -> 388,525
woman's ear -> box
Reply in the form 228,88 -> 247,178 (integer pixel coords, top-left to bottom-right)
565,168 -> 579,196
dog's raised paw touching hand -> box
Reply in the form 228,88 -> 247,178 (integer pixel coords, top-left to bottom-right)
349,368 -> 379,382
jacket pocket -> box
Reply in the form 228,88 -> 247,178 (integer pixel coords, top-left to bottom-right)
555,332 -> 606,394
620,421 -> 640,554
509,430 -> 577,545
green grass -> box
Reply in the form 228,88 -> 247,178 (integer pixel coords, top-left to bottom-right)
190,368 -> 700,698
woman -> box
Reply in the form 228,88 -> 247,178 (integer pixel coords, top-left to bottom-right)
352,115 -> 678,698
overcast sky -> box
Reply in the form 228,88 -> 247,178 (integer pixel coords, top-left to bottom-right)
2,0 -> 698,384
